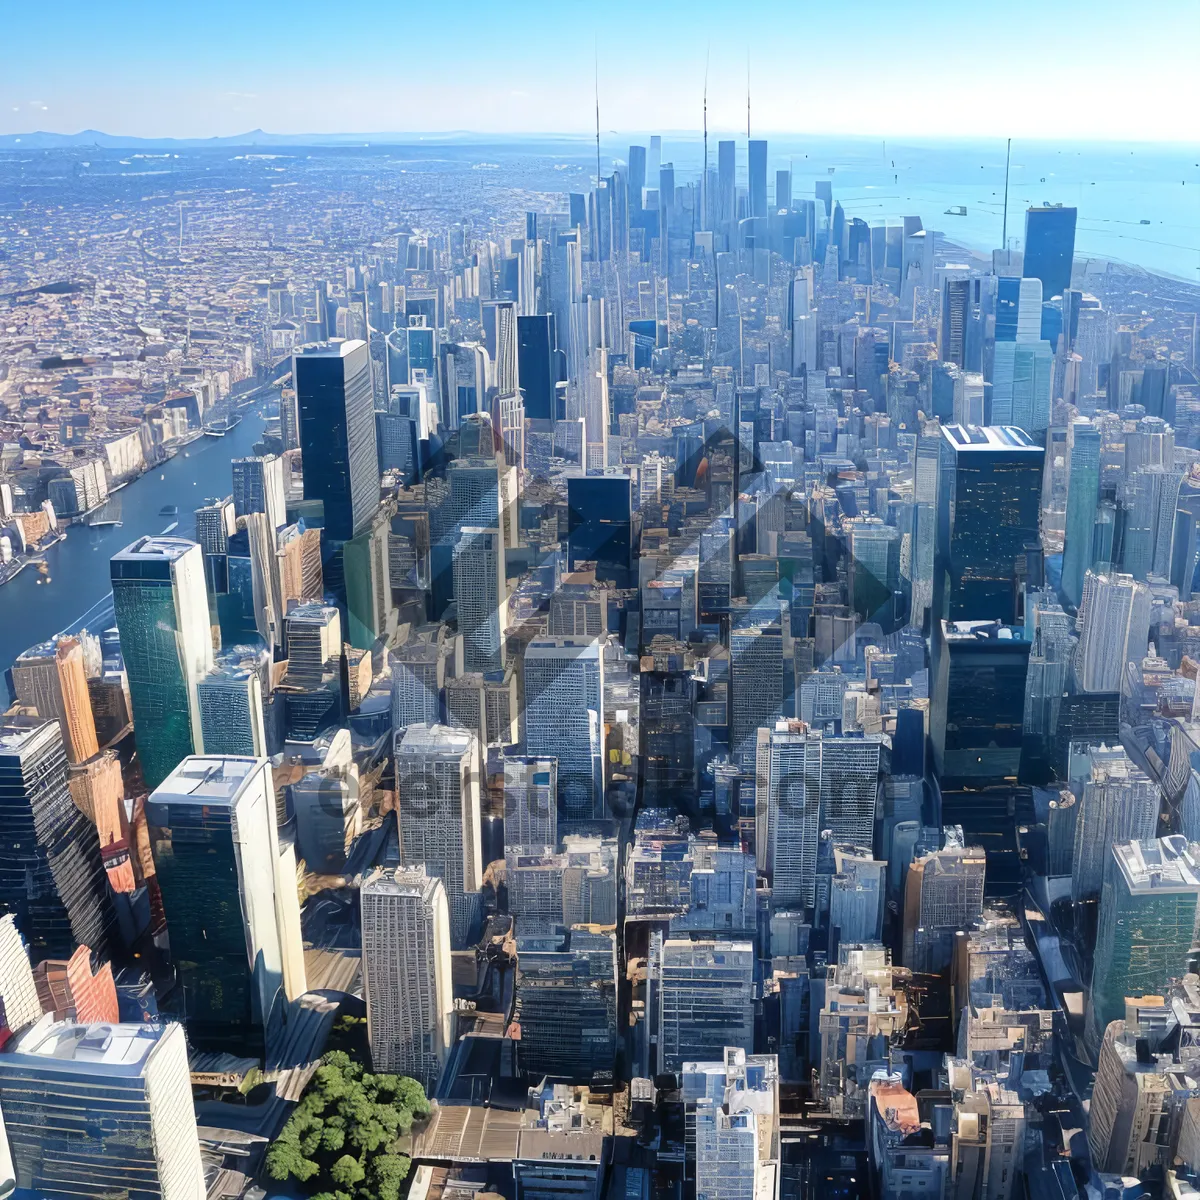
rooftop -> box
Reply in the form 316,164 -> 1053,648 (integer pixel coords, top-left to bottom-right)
294,338 -> 366,358
1114,836 -> 1200,893
112,535 -> 198,562
941,424 -> 1042,452
151,755 -> 267,806
4,1017 -> 171,1076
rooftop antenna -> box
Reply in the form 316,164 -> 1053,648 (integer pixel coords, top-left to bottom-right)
703,47 -> 710,229
746,52 -> 751,140
1001,137 -> 1012,252
594,42 -> 601,190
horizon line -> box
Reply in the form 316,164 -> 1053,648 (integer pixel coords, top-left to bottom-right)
4,126 -> 1200,149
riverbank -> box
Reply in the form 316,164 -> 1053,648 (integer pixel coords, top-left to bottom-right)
0,530 -> 67,587
0,410 -> 267,685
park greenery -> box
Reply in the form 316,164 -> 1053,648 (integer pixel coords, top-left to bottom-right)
264,1049 -> 430,1200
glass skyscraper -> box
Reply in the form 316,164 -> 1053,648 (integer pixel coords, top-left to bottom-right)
293,338 -> 379,542
111,536 -> 213,790
0,718 -> 116,963
146,756 -> 302,1058
1085,836 -> 1200,1056
931,619 -> 1032,786
934,425 -> 1044,625
1023,205 -> 1078,301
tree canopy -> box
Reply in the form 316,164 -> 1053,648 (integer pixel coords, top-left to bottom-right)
264,1050 -> 430,1200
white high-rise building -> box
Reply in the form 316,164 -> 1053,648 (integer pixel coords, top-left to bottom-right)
452,526 -> 507,674
763,723 -> 883,912
361,866 -> 454,1091
684,1048 -> 780,1200
524,638 -> 605,822
0,1018 -> 205,1199
1070,744 -> 1161,903
1074,569 -> 1151,692
394,723 -> 483,947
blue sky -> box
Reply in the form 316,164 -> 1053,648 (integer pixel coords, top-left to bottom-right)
4,0 -> 1199,141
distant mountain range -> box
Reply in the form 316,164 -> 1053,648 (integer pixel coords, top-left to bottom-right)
0,128 -> 598,150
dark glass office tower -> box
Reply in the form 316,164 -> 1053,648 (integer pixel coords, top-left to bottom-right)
1024,206 -> 1077,300
517,314 -> 556,421
748,139 -> 768,220
294,339 -> 378,542
0,718 -> 116,962
567,474 -> 633,586
111,536 -> 211,790
146,757 -> 287,1058
627,145 -> 646,210
934,425 -> 1045,625
931,620 -> 1031,786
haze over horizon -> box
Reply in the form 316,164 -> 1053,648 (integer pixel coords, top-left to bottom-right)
5,0 -> 1200,143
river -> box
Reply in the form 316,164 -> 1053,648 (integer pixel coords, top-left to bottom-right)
0,412 -> 266,685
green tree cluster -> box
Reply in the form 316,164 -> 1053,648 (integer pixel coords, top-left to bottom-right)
264,1050 -> 430,1200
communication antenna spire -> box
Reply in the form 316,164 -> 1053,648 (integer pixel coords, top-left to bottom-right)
703,47 -> 710,229
1002,137 -> 1012,252
594,43 -> 601,190
746,52 -> 751,140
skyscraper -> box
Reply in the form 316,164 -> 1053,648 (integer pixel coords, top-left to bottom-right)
764,723 -> 884,911
11,637 -> 99,764
231,453 -> 287,532
1061,418 -> 1101,608
930,620 -> 1031,786
197,659 -> 268,757
146,756 -> 306,1057
452,526 -> 507,673
1074,569 -> 1151,693
390,649 -> 442,740
1023,205 -> 1077,300
748,139 -> 768,221
717,140 -> 736,231
902,828 -> 986,971
503,756 -> 558,852
524,638 -> 605,822
934,425 -> 1044,625
941,277 -> 970,368
482,299 -> 519,396
294,339 -> 379,542
111,536 -> 213,789
567,474 -> 633,586
0,1019 -> 206,1200
730,624 -> 784,765
654,936 -> 755,1073
361,866 -> 454,1090
517,313 -> 556,421
1069,744 -> 1160,903
513,926 -> 618,1085
0,718 -> 116,962
394,723 -> 483,948
1085,836 -> 1200,1055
